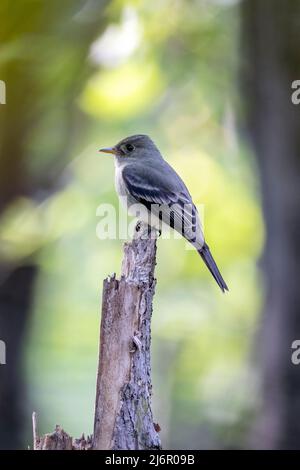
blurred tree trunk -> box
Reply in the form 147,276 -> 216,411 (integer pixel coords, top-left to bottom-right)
241,0 -> 300,449
0,265 -> 37,449
0,0 -> 108,449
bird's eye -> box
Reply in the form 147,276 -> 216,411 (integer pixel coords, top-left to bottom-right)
125,143 -> 134,152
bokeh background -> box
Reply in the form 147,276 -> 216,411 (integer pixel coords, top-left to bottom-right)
1,0 -> 300,450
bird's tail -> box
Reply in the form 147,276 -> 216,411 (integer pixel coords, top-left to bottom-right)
198,243 -> 228,293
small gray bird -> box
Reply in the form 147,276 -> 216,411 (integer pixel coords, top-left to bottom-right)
100,134 -> 228,292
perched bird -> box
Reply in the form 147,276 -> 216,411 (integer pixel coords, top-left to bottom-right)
100,134 -> 228,292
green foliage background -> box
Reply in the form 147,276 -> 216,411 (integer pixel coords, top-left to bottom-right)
0,0 -> 264,448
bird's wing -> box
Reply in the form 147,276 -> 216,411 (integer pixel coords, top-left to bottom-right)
122,164 -> 203,245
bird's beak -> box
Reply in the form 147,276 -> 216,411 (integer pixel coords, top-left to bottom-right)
99,146 -> 117,155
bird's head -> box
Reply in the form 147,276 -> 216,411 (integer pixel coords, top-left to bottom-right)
99,134 -> 162,163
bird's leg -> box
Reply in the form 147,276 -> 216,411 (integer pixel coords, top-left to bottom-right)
135,221 -> 157,238
157,218 -> 163,237
146,224 -> 162,238
134,221 -> 161,239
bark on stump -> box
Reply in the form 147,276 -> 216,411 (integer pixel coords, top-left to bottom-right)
32,222 -> 161,450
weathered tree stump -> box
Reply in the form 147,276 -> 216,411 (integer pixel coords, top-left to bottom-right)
32,412 -> 92,450
32,222 -> 161,450
93,222 -> 161,450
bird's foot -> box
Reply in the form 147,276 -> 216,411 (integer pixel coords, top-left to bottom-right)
135,221 -> 161,239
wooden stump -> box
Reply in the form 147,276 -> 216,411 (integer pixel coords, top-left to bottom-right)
32,222 -> 161,450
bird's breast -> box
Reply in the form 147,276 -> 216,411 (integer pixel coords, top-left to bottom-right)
114,164 -> 137,212
115,164 -> 127,197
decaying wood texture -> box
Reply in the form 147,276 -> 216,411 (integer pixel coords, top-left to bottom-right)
31,412 -> 92,450
93,222 -> 161,450
32,222 -> 161,450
